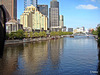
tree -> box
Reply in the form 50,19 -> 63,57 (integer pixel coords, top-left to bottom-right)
16,29 -> 24,39
30,32 -> 33,38
50,32 -> 56,36
34,32 -> 39,38
39,31 -> 43,37
98,27 -> 100,38
24,32 -> 28,38
6,33 -> 9,40
42,31 -> 47,37
9,32 -> 16,39
58,31 -> 62,36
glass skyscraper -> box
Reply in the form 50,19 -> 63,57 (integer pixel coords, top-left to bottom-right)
24,0 -> 37,10
37,5 -> 48,17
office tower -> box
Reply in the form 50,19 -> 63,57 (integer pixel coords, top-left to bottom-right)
59,15 -> 64,27
24,0 -> 38,10
20,5 -> 48,32
37,5 -> 48,17
49,0 -> 59,31
0,0 -> 17,21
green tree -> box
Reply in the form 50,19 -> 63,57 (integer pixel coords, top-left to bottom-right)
6,33 -> 9,40
50,32 -> 56,36
16,29 -> 24,39
24,32 -> 28,38
42,31 -> 47,37
92,30 -> 98,35
58,31 -> 62,36
9,32 -> 16,39
34,32 -> 39,38
98,27 -> 100,38
39,31 -> 43,37
30,32 -> 33,38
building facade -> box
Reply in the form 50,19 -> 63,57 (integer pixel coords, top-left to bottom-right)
0,0 -> 17,21
59,15 -> 64,31
59,15 -> 64,27
20,5 -> 48,32
37,5 -> 48,17
73,27 -> 86,34
24,0 -> 38,10
68,28 -> 73,32
49,0 -> 59,31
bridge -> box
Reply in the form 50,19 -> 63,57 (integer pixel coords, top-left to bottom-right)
72,32 -> 97,37
63,32 -> 98,39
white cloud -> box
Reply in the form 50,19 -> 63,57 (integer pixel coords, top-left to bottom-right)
76,4 -> 98,9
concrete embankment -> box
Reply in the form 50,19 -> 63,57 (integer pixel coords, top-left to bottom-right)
5,36 -> 62,45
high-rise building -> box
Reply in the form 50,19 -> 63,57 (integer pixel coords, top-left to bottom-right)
24,0 -> 38,10
37,5 -> 48,17
49,0 -> 59,31
59,15 -> 64,27
20,5 -> 48,32
0,0 -> 17,21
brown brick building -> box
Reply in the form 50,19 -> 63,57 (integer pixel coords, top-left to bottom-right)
0,0 -> 17,21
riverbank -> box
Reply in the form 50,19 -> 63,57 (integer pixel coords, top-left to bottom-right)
5,36 -> 63,45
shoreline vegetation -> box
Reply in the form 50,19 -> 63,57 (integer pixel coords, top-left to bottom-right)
92,26 -> 100,47
5,29 -> 73,45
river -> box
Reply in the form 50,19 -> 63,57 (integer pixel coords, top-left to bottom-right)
0,36 -> 100,75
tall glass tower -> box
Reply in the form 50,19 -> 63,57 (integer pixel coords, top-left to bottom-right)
24,0 -> 37,10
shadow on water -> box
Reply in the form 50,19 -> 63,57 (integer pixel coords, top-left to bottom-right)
0,44 -> 24,75
98,44 -> 100,75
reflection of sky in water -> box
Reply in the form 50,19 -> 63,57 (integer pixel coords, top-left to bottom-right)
0,37 -> 99,75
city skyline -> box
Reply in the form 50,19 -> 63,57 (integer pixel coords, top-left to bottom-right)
17,0 -> 100,29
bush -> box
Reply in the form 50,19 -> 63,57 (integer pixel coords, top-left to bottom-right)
9,32 -> 17,39
6,33 -> 9,40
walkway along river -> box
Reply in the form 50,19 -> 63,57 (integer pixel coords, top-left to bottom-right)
0,36 -> 100,75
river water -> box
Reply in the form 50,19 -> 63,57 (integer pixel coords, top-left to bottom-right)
0,36 -> 100,75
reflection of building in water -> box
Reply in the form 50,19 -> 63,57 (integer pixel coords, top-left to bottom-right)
23,41 -> 48,74
59,38 -> 64,54
49,38 -> 64,69
0,44 -> 24,75
0,39 -> 64,74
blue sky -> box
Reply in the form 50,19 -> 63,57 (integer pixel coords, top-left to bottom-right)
17,0 -> 100,29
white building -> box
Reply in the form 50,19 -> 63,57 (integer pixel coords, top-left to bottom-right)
73,27 -> 85,33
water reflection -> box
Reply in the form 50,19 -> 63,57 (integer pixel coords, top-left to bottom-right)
0,44 -> 24,75
49,39 -> 64,69
0,38 -> 64,75
0,37 -> 99,75
97,46 -> 100,75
